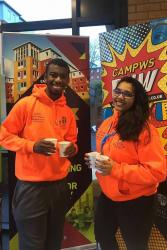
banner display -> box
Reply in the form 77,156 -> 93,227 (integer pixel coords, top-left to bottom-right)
2,32 -> 92,249
0,32 -> 3,246
99,18 -> 167,248
0,32 -> 8,247
0,32 -> 3,184
0,32 -> 6,127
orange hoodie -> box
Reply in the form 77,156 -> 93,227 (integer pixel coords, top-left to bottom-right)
96,110 -> 166,201
0,84 -> 78,181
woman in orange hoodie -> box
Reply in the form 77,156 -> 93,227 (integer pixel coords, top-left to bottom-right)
0,58 -> 78,250
85,76 -> 166,250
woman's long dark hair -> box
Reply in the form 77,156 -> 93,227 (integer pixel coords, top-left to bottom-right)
115,76 -> 150,141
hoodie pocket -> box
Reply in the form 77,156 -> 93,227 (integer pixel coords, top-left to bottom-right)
118,179 -> 130,195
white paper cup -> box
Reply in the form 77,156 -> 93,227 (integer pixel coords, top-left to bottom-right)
96,154 -> 109,161
96,154 -> 109,173
58,141 -> 71,157
87,151 -> 100,168
44,138 -> 57,145
44,138 -> 57,155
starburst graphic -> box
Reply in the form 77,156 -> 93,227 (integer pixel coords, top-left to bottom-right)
101,31 -> 167,107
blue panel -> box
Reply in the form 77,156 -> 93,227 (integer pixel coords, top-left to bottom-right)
102,107 -> 113,120
0,5 -> 3,19
155,103 -> 163,121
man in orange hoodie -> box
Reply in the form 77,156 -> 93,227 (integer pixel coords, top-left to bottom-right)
0,58 -> 78,250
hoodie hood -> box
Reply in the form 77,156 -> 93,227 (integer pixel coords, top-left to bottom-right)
32,84 -> 66,106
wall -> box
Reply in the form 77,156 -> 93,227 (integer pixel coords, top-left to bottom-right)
128,0 -> 167,25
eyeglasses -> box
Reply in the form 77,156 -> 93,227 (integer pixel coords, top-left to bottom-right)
113,88 -> 134,98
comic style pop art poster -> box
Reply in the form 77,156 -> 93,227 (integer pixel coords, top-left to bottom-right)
99,18 -> 167,249
99,18 -> 167,155
2,32 -> 93,249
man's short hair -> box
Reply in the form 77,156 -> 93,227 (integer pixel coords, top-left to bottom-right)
45,58 -> 70,75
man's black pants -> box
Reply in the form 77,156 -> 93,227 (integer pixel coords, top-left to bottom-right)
95,192 -> 156,250
12,178 -> 69,250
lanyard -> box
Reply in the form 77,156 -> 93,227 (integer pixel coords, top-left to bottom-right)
100,124 -> 116,153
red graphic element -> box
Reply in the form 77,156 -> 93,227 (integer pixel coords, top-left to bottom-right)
162,128 -> 167,139
161,128 -> 167,153
164,143 -> 167,151
62,221 -> 91,248
102,42 -> 166,106
47,36 -> 89,79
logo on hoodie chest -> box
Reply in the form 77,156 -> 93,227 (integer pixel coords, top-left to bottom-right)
32,112 -> 45,122
113,140 -> 125,149
55,116 -> 67,128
